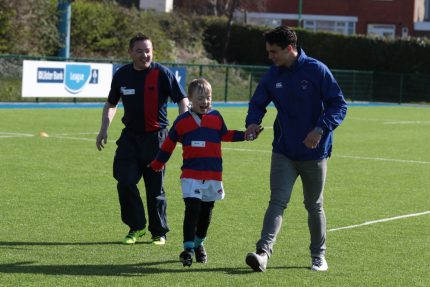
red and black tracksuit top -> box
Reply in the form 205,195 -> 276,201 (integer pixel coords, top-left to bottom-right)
151,110 -> 245,181
108,62 -> 186,133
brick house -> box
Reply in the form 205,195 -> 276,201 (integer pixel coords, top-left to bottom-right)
236,0 -> 430,38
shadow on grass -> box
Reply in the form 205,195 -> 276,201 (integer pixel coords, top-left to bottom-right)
0,242 -> 309,275
0,261 -> 309,276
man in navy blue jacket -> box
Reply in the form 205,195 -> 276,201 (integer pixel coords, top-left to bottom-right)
245,26 -> 347,272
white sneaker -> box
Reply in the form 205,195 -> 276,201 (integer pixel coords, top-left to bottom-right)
311,256 -> 328,271
246,251 -> 268,272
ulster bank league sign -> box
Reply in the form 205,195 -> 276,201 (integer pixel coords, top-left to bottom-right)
22,60 -> 113,98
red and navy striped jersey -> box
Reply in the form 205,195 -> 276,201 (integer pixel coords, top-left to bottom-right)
108,62 -> 186,133
151,110 -> 245,181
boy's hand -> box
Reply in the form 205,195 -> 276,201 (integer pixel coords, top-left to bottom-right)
148,160 -> 165,172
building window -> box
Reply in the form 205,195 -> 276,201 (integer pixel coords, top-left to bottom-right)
347,22 -> 355,35
303,20 -> 355,35
367,24 -> 396,38
426,0 -> 430,21
244,16 -> 281,27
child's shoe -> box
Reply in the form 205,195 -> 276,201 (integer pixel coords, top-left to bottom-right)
179,249 -> 194,267
194,245 -> 208,263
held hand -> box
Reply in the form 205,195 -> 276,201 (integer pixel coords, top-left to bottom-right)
245,124 -> 264,141
96,131 -> 108,151
148,161 -> 164,172
303,129 -> 322,149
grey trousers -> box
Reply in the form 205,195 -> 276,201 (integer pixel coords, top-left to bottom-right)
256,152 -> 327,258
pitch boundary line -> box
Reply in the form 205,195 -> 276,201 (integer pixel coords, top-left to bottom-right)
328,211 -> 430,232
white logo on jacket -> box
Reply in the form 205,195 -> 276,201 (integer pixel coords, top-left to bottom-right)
275,82 -> 283,88
300,80 -> 309,90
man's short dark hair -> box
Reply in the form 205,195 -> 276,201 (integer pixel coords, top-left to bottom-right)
129,33 -> 151,50
264,26 -> 297,49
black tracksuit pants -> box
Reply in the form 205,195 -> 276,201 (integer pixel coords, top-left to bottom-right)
113,128 -> 169,238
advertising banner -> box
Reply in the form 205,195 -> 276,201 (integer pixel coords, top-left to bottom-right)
22,60 -> 113,98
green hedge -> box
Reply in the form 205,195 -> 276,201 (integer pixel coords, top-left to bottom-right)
203,21 -> 430,74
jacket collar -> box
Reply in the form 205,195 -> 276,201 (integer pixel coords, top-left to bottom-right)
276,46 -> 306,74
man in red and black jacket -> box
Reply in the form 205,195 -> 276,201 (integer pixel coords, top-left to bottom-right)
96,33 -> 188,245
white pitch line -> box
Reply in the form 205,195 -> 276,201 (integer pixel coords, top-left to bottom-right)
329,211 -> 430,232
384,121 -> 430,125
48,135 -> 95,141
3,132 -> 428,165
55,132 -> 98,136
223,147 -> 270,153
337,154 -> 430,165
0,132 -> 34,137
0,135 -> 33,138
223,148 -> 430,165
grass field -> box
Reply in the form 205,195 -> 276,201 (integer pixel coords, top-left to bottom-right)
0,105 -> 429,287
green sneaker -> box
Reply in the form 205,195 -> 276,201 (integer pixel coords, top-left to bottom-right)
122,228 -> 146,244
152,236 -> 166,245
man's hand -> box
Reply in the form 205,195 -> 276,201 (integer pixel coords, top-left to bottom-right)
303,129 -> 322,149
96,131 -> 108,151
245,124 -> 264,141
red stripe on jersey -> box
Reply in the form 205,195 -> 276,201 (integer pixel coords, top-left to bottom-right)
181,169 -> 222,181
175,115 -> 198,135
144,68 -> 160,132
201,114 -> 223,130
161,136 -> 177,153
221,130 -> 235,141
182,141 -> 221,159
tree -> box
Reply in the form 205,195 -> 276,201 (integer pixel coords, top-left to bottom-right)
222,0 -> 240,62
221,0 -> 267,62
0,1 -> 13,52
0,0 -> 60,55
175,0 -> 267,62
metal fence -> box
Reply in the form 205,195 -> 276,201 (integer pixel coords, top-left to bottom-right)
1,54 -> 429,103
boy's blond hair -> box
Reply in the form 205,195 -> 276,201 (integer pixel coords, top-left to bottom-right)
188,78 -> 212,98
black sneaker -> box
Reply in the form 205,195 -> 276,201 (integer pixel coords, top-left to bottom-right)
179,249 -> 194,267
245,250 -> 268,272
194,245 -> 208,263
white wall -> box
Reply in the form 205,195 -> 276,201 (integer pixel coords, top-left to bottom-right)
139,0 -> 173,12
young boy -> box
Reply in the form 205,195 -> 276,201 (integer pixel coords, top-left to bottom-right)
150,78 -> 259,267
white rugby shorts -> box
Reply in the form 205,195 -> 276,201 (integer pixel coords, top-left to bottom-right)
181,178 -> 225,202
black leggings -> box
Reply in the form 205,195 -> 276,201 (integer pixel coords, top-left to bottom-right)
183,198 -> 215,244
